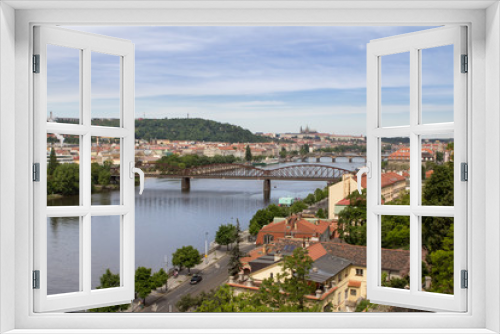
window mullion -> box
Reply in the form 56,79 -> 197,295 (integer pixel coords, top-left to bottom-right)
409,47 -> 420,295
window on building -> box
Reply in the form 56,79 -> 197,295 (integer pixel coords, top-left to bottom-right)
351,289 -> 357,296
356,269 -> 363,276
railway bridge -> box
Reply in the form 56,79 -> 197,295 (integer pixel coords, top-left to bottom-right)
145,163 -> 352,199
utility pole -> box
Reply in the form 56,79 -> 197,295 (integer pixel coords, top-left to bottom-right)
205,232 -> 209,264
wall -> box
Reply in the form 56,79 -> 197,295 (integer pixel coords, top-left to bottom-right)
0,2 -> 16,333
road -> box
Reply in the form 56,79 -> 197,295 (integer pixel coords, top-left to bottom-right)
143,243 -> 255,313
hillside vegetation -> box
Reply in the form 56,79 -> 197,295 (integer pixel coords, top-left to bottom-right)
133,118 -> 268,143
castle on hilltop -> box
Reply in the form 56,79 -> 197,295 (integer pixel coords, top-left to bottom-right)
299,125 -> 317,134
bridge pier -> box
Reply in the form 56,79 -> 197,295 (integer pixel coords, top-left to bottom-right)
181,177 -> 191,192
316,157 -> 321,163
332,157 -> 336,163
348,157 -> 352,163
263,179 -> 271,200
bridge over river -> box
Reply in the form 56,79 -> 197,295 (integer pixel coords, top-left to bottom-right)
144,163 -> 353,199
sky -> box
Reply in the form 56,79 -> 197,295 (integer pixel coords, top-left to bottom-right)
48,26 -> 454,135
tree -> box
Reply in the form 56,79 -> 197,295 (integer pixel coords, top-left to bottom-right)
249,204 -> 289,236
316,208 -> 327,219
98,169 -> 111,186
52,163 -> 80,195
172,246 -> 202,274
280,147 -> 287,158
428,225 -> 454,294
89,269 -> 129,312
215,224 -> 237,250
337,190 -> 367,245
134,267 -> 153,306
151,268 -> 168,289
245,145 -> 252,162
228,219 -> 245,276
436,151 -> 444,163
290,200 -> 308,214
279,247 -> 315,311
47,147 -> 59,176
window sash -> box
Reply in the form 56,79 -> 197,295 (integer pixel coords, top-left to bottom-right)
33,26 -> 136,313
366,26 -> 467,312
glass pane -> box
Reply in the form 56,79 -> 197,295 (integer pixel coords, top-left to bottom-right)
381,215 -> 410,289
381,137 -> 410,205
91,137 -> 121,205
381,52 -> 410,127
47,216 -> 80,294
47,44 -> 81,124
92,216 -> 121,290
421,45 -> 454,124
421,216 -> 454,295
47,133 -> 80,206
91,52 -> 121,127
421,134 -> 454,206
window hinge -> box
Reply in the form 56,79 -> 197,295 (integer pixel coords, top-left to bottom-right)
33,270 -> 40,289
33,163 -> 40,182
461,54 -> 468,73
461,270 -> 468,289
461,162 -> 468,182
33,54 -> 40,73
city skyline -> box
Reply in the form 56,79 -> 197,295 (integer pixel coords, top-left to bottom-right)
48,25 -> 454,135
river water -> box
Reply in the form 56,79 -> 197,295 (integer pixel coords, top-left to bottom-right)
47,158 -> 364,295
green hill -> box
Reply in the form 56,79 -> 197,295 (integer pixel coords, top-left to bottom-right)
134,118 -> 267,143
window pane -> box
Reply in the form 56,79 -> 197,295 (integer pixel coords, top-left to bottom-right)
92,216 -> 121,290
91,137 -> 121,205
381,52 -> 410,127
91,52 -> 121,127
47,216 -> 80,294
421,45 -> 454,124
421,135 -> 454,206
381,215 -> 410,290
381,137 -> 410,205
47,133 -> 80,206
47,44 -> 80,124
421,216 -> 454,295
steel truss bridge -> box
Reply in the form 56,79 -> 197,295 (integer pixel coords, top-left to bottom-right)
145,163 -> 353,198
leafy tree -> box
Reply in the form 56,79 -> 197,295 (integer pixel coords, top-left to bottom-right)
279,247 -> 315,311
280,147 -> 287,158
228,219 -> 245,276
151,268 -> 168,289
381,272 -> 409,289
316,208 -> 327,219
249,204 -> 289,236
134,266 -> 154,306
290,200 -> 308,214
215,223 -> 237,250
47,148 -> 60,176
172,246 -> 202,274
436,151 -> 444,163
422,162 -> 454,252
300,144 -> 310,155
337,190 -> 367,245
428,225 -> 454,294
98,169 -> 111,186
52,163 -> 79,195
89,269 -> 129,312
303,193 -> 316,205
245,145 -> 252,162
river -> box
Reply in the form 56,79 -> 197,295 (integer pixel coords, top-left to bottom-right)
46,158 -> 365,295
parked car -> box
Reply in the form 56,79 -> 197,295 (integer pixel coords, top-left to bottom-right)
190,274 -> 202,285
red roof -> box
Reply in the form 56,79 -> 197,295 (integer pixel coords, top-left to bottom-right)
256,216 -> 332,245
360,172 -> 405,189
336,198 -> 351,206
306,243 -> 327,261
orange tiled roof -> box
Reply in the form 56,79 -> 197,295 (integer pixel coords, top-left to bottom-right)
306,243 -> 327,261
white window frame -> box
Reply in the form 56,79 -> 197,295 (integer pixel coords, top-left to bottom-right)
0,1 -> 499,334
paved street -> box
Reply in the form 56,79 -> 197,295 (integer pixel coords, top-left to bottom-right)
138,243 -> 255,313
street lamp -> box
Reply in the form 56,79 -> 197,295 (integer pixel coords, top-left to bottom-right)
205,232 -> 209,264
